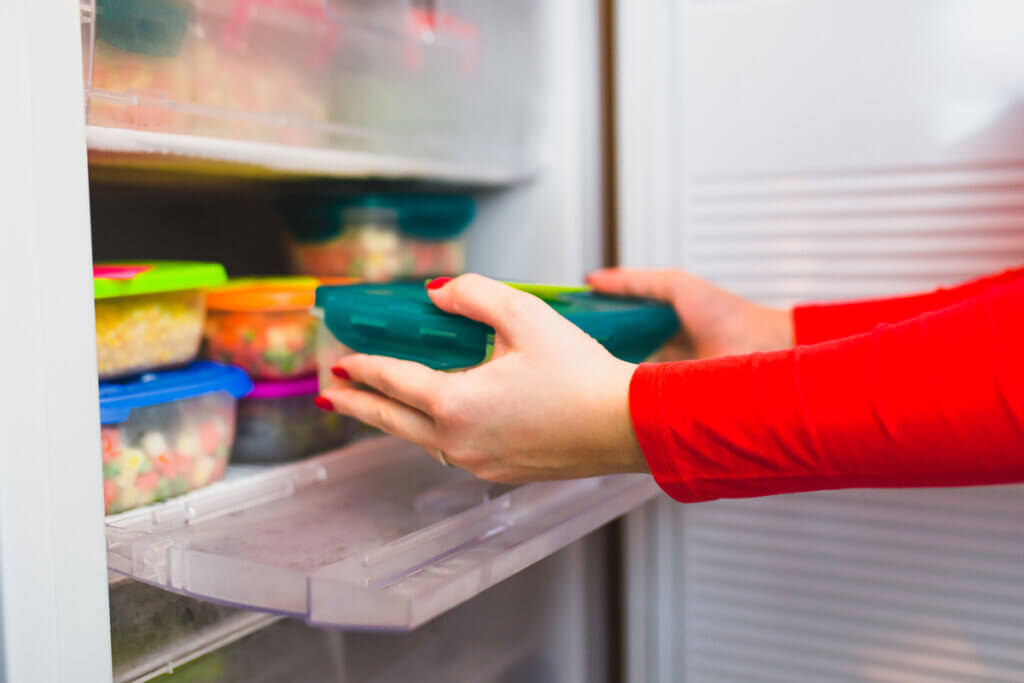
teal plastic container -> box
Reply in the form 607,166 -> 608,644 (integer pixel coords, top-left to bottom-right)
314,282 -> 679,388
281,195 -> 475,282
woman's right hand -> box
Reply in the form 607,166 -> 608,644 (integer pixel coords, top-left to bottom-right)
587,268 -> 794,360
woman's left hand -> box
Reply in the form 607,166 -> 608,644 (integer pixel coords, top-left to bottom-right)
318,274 -> 649,483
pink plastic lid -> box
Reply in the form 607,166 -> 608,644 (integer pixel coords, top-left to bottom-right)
93,264 -> 152,280
247,375 -> 320,400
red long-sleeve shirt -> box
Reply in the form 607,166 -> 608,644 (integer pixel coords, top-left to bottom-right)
629,267 -> 1024,503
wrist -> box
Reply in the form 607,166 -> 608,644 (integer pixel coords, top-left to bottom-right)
605,360 -> 649,475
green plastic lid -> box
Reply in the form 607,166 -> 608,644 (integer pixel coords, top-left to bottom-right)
96,0 -> 192,57
94,261 -> 227,300
280,195 -> 476,243
315,282 -> 680,370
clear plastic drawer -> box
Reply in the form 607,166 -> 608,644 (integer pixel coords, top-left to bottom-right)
106,437 -> 655,630
80,0 -> 548,176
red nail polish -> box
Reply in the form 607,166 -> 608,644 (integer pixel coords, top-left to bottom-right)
426,276 -> 453,290
313,396 -> 334,411
331,367 -> 350,380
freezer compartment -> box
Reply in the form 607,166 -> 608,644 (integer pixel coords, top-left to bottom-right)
109,579 -> 278,683
81,0 -> 548,172
106,436 -> 656,630
133,548 -> 586,682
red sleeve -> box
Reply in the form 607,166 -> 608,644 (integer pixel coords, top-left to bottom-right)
793,266 -> 1024,345
629,277 -> 1024,503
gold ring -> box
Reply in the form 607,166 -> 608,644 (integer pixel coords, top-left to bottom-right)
433,449 -> 451,468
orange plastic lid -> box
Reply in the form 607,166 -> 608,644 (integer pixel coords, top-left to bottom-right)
207,277 -> 356,312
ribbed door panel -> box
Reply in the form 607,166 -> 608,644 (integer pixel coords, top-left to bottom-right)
682,489 -> 1024,682
683,165 -> 1024,304
617,2 -> 1024,681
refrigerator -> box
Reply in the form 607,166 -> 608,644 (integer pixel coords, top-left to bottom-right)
4,1 -> 1024,681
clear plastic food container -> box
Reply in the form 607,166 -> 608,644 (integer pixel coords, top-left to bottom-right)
87,0 -> 195,132
282,195 -> 474,282
203,278 -> 320,379
94,262 -> 227,379
99,361 -> 252,514
313,282 -> 680,393
232,376 -> 356,464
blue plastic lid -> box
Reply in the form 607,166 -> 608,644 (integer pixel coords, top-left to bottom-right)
315,283 -> 680,370
280,195 -> 475,243
99,362 -> 253,425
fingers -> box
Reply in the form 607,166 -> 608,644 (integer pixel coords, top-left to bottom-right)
427,273 -> 555,347
586,268 -> 680,302
335,354 -> 446,414
320,386 -> 438,447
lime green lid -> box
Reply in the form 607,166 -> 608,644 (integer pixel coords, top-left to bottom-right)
94,261 -> 227,299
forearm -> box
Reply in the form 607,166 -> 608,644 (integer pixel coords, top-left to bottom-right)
631,277 -> 1024,502
793,266 -> 1024,344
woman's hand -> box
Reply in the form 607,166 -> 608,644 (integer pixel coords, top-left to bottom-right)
319,275 -> 648,483
587,268 -> 793,360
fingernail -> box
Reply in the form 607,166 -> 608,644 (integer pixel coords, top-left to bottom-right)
313,396 -> 334,411
331,367 -> 350,380
426,276 -> 453,290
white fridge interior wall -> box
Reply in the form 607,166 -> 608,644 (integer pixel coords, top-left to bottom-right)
616,1 -> 1024,681
469,0 -> 604,282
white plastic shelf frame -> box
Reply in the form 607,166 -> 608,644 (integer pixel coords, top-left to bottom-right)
106,437 -> 656,631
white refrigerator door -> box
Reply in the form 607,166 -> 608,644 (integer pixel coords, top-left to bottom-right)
616,1 -> 1024,681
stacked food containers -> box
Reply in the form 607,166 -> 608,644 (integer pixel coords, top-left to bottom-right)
94,266 -> 357,515
81,0 -> 547,169
202,277 -> 360,463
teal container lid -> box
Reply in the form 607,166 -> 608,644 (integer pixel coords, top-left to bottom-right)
280,195 -> 475,243
96,0 -> 192,57
316,283 -> 679,370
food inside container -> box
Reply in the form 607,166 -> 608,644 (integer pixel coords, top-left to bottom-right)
94,261 -> 227,379
88,0 -> 195,130
203,277 -> 353,379
281,195 -> 475,282
99,362 -> 252,514
313,282 -> 680,392
232,376 -> 357,464
192,0 -> 334,145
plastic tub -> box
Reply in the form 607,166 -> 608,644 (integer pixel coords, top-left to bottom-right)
94,262 -> 227,379
99,362 -> 252,514
282,195 -> 474,282
232,376 -> 356,464
313,282 -> 680,392
203,277 -> 353,379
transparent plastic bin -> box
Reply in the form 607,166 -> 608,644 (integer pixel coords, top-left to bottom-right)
81,0 -> 548,170
233,376 -> 357,464
109,579 -> 277,683
100,362 -> 251,514
105,437 -> 656,630
94,262 -> 226,379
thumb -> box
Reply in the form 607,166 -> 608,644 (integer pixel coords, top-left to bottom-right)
587,268 -> 680,302
426,274 -> 555,347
